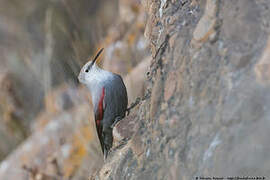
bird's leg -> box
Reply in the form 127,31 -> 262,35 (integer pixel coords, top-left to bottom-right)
126,109 -> 130,116
126,97 -> 140,116
111,116 -> 123,128
111,137 -> 130,151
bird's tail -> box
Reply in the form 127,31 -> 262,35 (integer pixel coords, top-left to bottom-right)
103,148 -> 108,160
103,128 -> 113,160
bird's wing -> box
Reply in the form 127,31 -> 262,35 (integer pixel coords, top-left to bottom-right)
95,87 -> 105,154
102,75 -> 128,124
100,74 -> 128,158
114,74 -> 128,115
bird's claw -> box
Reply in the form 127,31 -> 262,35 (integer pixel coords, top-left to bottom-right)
126,109 -> 130,116
111,116 -> 122,128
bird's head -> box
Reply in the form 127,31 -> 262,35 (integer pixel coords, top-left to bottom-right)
78,48 -> 104,84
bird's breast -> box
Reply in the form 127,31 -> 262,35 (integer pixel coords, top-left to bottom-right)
86,83 -> 103,111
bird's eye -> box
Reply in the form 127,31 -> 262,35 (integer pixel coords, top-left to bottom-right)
85,69 -> 89,73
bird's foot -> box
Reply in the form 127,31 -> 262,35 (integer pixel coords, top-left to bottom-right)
112,138 -> 130,151
110,116 -> 123,128
126,109 -> 130,116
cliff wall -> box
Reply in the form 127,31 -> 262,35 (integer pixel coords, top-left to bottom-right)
97,0 -> 270,179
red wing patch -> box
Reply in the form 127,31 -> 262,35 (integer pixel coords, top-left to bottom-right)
95,87 -> 105,151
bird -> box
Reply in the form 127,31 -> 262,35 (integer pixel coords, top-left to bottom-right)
78,48 -> 128,159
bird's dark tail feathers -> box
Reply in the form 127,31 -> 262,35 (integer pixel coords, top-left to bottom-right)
102,128 -> 113,160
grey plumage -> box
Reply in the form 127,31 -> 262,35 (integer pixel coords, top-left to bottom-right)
103,75 -> 127,124
101,74 -> 127,157
78,48 -> 128,159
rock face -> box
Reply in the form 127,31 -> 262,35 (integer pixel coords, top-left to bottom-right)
0,0 -> 150,178
97,0 -> 270,179
0,88 -> 103,180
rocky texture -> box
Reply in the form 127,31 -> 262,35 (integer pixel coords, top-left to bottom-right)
0,0 -> 150,178
2,0 -> 270,179
0,58 -> 149,180
101,0 -> 149,76
97,0 -> 270,179
0,86 -> 103,180
0,58 -> 150,180
0,71 -> 29,160
124,57 -> 151,102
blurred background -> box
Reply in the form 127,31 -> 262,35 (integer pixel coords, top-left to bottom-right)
0,0 -> 149,179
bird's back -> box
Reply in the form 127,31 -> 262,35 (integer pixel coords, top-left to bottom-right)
102,74 -> 128,128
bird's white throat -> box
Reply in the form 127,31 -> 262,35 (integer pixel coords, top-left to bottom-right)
84,64 -> 113,107
86,64 -> 113,85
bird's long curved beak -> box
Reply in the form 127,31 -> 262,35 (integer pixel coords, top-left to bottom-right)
91,48 -> 104,66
